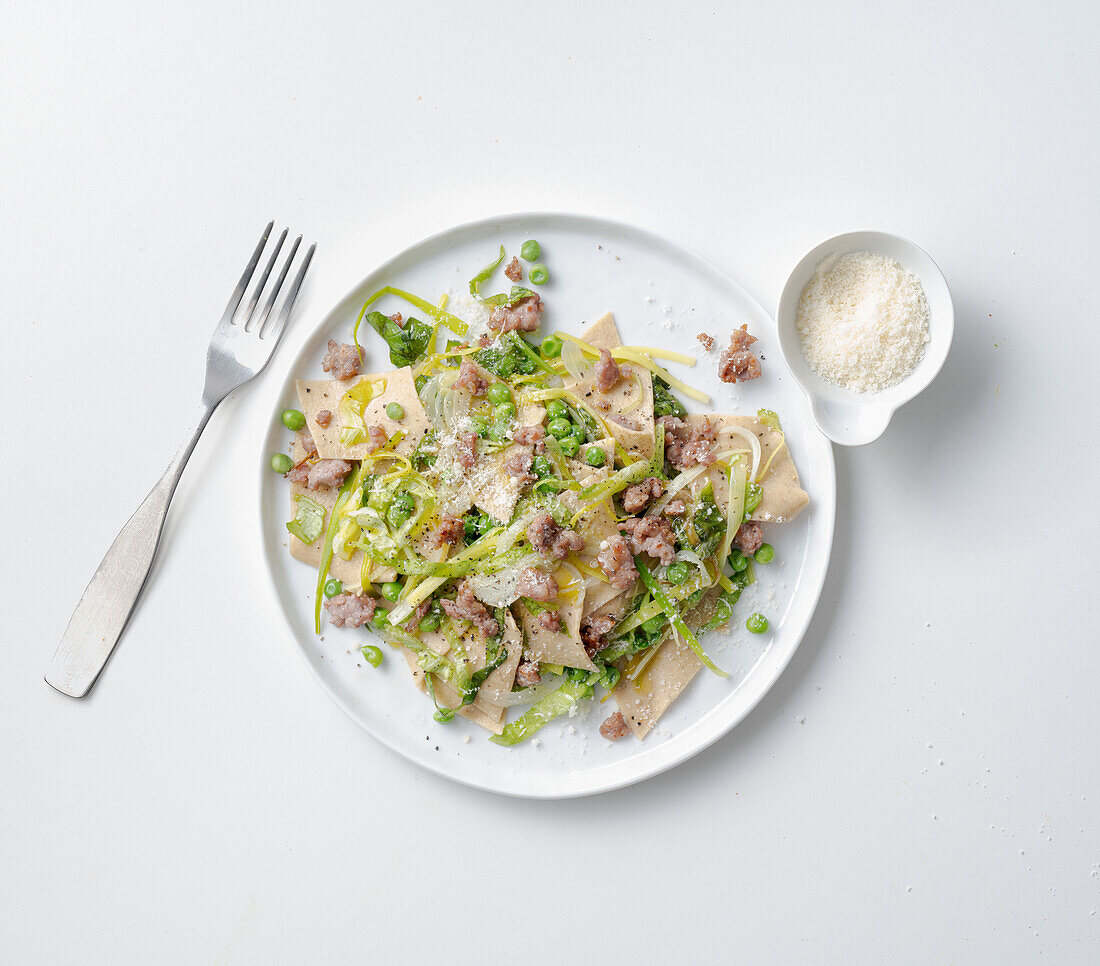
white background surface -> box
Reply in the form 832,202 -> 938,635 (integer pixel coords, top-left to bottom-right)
2,1 -> 1097,962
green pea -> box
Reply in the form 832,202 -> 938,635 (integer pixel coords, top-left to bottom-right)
746,613 -> 769,634
520,239 -> 541,261
665,561 -> 691,585
545,399 -> 568,420
470,415 -> 489,436
729,550 -> 749,573
755,543 -> 775,564
361,645 -> 384,668
584,447 -> 606,468
532,455 -> 555,478
371,611 -> 389,628
547,417 -> 572,439
570,422 -> 586,442
386,401 -> 404,421
559,437 -> 579,458
642,615 -> 666,637
566,667 -> 588,683
381,581 -> 402,602
541,336 -> 562,358
419,614 -> 441,634
386,504 -> 411,528
529,264 -> 549,285
269,453 -> 294,474
495,402 -> 517,420
433,708 -> 455,723
281,409 -> 305,431
323,579 -> 343,599
487,382 -> 511,406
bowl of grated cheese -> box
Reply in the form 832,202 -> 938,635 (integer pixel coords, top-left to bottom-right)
775,230 -> 953,445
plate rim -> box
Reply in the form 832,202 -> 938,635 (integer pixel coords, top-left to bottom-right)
256,210 -> 837,799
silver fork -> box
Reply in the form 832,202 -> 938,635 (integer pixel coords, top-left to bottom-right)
44,223 -> 315,698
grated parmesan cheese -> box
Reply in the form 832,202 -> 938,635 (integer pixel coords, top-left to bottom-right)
795,251 -> 930,392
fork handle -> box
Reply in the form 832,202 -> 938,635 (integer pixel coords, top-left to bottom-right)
44,403 -> 215,697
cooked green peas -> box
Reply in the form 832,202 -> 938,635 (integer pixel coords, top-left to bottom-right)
541,335 -> 562,358
545,399 -> 568,420
729,550 -> 749,572
642,615 -> 666,637
381,581 -> 402,602
584,447 -> 606,468
371,611 -> 389,628
570,422 -> 586,442
520,240 -> 541,261
746,613 -> 769,634
495,402 -> 516,420
755,543 -> 775,564
281,408 -> 305,431
547,417 -> 572,439
385,401 -> 404,420
323,579 -> 343,599
665,561 -> 691,585
419,614 -> 441,634
361,645 -> 384,668
470,415 -> 489,436
269,453 -> 294,474
559,437 -> 580,458
529,264 -> 549,285
433,708 -> 455,723
487,383 -> 511,406
532,454 -> 555,478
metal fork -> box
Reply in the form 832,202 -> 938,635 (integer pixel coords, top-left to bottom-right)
44,223 -> 315,698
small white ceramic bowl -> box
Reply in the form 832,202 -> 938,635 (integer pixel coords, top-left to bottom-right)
775,230 -> 954,445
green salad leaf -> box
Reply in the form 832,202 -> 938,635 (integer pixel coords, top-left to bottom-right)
653,376 -> 687,419
362,311 -> 433,368
286,494 -> 326,544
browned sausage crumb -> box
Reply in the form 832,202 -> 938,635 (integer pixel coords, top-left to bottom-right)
322,339 -> 363,380
621,476 -> 665,513
488,295 -> 542,333
733,521 -> 764,555
366,424 -> 389,453
503,448 -> 536,485
593,347 -> 622,392
440,579 -> 499,638
534,610 -> 565,634
454,358 -> 489,396
697,332 -> 716,351
297,428 -> 319,459
600,711 -> 630,740
504,256 -> 523,283
620,515 -> 677,566
455,430 -> 478,469
431,514 -> 465,549
663,498 -> 687,516
517,567 -> 558,602
526,511 -> 585,560
402,600 -> 430,634
658,416 -> 717,469
581,614 -> 617,656
288,458 -> 353,490
718,325 -> 762,383
325,593 -> 378,628
315,409 -> 332,428
512,424 -> 546,452
515,659 -> 542,688
389,312 -> 403,326
597,534 -> 639,591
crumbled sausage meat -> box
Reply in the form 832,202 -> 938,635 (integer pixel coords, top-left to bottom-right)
516,659 -> 542,688
593,347 -> 622,392
718,324 -> 762,383
455,430 -> 478,469
488,294 -> 542,333
696,332 -> 716,351
663,498 -> 687,516
534,610 -> 564,634
512,424 -> 546,452
517,567 -> 558,602
389,312 -> 403,326
322,339 -> 363,380
581,613 -> 617,656
527,511 -> 585,560
305,459 -> 354,490
504,256 -> 523,283
597,534 -> 639,591
504,448 -> 536,486
734,521 -> 764,556
298,428 -> 319,459
440,579 -> 499,638
431,514 -> 465,550
600,711 -> 630,740
325,592 -> 378,628
621,476 -> 665,513
403,600 -> 431,635
620,515 -> 677,566
454,358 -> 489,396
315,409 -> 332,428
366,424 -> 389,453
658,416 -> 716,469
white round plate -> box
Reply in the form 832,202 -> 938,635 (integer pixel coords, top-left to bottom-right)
258,213 -> 835,798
